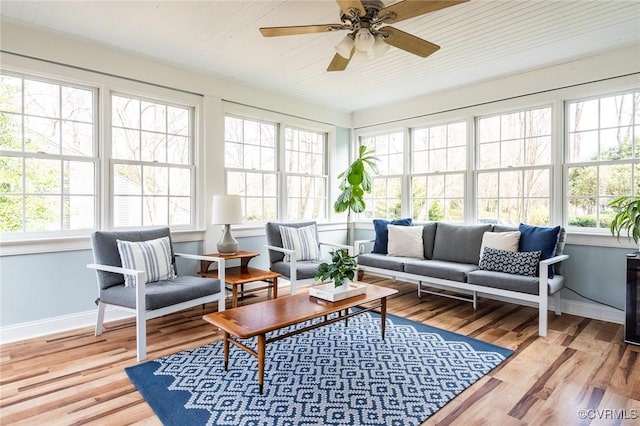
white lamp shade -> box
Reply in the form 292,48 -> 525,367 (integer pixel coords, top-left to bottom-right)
354,28 -> 375,52
335,35 -> 354,59
211,195 -> 243,225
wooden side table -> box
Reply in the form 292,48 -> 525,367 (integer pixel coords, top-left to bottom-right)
199,251 -> 280,308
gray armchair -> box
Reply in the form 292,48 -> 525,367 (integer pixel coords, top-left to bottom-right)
87,227 -> 225,361
265,221 -> 352,295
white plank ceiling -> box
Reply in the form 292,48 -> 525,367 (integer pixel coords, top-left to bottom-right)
1,0 -> 639,112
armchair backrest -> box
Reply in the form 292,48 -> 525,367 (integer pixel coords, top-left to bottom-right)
265,221 -> 318,264
90,227 -> 175,290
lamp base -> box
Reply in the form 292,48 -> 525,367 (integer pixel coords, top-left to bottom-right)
217,224 -> 239,255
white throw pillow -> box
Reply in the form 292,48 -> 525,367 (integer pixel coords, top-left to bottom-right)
279,224 -> 321,262
479,231 -> 521,264
116,236 -> 175,287
387,225 -> 424,259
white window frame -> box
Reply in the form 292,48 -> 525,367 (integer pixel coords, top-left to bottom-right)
0,71 -> 99,238
564,89 -> 640,232
475,105 -> 554,226
410,120 -> 467,222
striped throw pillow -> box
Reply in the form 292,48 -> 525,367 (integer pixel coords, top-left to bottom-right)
279,225 -> 321,262
116,236 -> 175,287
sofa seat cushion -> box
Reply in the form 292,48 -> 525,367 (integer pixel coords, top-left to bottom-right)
404,260 -> 479,283
467,270 -> 564,295
271,260 -> 322,280
100,276 -> 222,310
357,253 -> 406,272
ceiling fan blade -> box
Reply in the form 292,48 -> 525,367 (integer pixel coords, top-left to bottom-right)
260,24 -> 344,37
379,0 -> 469,24
327,49 -> 353,72
382,26 -> 440,58
336,0 -> 366,17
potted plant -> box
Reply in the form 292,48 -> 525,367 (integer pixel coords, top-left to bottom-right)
608,195 -> 640,253
315,248 -> 358,288
334,145 -> 380,242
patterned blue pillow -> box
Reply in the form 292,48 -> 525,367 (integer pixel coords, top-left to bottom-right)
479,247 -> 541,277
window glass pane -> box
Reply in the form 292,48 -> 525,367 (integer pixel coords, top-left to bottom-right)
65,196 -> 94,229
600,94 -> 633,128
168,135 -> 189,164
0,112 -> 23,151
167,106 -> 189,136
141,131 -> 166,162
141,101 -> 166,132
25,195 -> 60,231
170,197 -> 191,225
143,196 -> 168,225
24,116 -> 60,154
62,86 -> 93,123
501,112 -> 524,140
24,80 -> 59,118
65,161 -> 94,195
112,127 -> 140,160
569,99 -> 598,132
225,116 -> 243,142
62,121 -> 93,156
114,164 -> 142,195
143,166 -> 168,196
114,196 -> 141,227
169,168 -> 191,196
568,131 -> 598,162
478,115 -> 500,142
0,75 -> 22,113
25,158 -> 61,194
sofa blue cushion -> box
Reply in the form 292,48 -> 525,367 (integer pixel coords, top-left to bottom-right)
519,223 -> 561,278
372,218 -> 412,254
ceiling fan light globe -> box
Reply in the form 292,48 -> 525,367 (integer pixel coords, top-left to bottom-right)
372,33 -> 390,58
335,35 -> 355,59
354,28 -> 375,52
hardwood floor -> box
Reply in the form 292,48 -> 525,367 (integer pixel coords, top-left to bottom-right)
1,276 -> 639,425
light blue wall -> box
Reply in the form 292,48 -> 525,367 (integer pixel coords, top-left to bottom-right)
0,241 -> 202,326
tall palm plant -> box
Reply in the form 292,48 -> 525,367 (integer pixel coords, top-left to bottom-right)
334,145 -> 380,226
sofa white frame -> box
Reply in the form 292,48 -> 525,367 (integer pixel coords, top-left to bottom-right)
354,238 -> 569,337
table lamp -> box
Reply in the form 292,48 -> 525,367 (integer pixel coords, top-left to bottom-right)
211,194 -> 243,254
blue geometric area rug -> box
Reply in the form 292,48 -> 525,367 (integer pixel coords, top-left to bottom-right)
125,312 -> 513,426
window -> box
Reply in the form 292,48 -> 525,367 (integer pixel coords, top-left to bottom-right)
476,107 -> 552,225
111,94 -> 194,227
224,115 -> 278,222
566,90 -> 640,230
411,121 -> 466,222
361,131 -> 404,219
284,126 -> 327,220
0,73 -> 97,235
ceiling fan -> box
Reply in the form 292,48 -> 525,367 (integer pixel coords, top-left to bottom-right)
259,0 -> 469,71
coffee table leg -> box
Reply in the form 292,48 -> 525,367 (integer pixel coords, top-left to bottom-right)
223,331 -> 230,370
381,297 -> 387,340
257,334 -> 266,394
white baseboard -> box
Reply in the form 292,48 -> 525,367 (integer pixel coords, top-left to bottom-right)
0,307 -> 134,345
0,284 -> 625,345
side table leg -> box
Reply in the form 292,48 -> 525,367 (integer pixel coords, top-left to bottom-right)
232,285 -> 238,309
223,331 -> 230,370
257,334 -> 266,394
273,277 -> 278,300
381,298 -> 388,340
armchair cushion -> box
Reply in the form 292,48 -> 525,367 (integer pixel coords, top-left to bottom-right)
116,236 -> 175,287
279,224 -> 321,262
100,276 -> 221,310
270,260 -> 322,280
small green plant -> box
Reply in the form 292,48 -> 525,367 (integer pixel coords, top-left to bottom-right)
608,195 -> 640,248
315,248 -> 358,288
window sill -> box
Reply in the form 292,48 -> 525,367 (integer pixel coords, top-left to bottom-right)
0,229 -> 207,256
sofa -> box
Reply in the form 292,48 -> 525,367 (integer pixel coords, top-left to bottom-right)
354,221 -> 569,337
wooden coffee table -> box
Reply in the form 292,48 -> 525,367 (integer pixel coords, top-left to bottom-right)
203,282 -> 398,394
